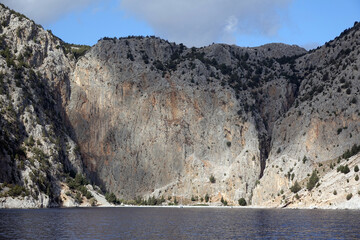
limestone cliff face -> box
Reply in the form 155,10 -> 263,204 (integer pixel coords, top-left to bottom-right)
66,37 -> 307,203
67,23 -> 360,206
0,4 -> 105,208
68,38 -> 256,202
252,22 -> 360,206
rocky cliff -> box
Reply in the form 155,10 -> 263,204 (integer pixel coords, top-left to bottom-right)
252,22 -> 360,207
1,3 -> 360,208
0,4 -> 108,208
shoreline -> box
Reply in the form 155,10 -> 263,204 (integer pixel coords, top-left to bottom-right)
2,204 -> 360,210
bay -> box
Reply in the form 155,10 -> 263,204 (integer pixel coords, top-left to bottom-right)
1,207 -> 360,239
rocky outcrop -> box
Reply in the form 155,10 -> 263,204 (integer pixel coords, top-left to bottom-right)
68,39 -> 251,203
0,4 -> 106,207
63,34 -> 312,204
67,23 -> 360,206
252,22 -> 360,207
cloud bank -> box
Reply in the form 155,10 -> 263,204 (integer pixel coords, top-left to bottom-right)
1,0 -> 100,24
1,0 -> 292,47
120,0 -> 292,47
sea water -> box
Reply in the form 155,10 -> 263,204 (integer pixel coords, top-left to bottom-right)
0,207 -> 359,239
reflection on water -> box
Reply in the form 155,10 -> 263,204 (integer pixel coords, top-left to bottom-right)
0,207 -> 360,239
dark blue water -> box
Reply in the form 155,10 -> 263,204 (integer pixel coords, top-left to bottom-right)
0,207 -> 360,239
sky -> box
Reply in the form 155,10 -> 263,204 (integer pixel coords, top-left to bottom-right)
1,0 -> 359,50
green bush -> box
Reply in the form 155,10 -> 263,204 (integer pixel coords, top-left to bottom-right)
333,190 -> 337,195
221,196 -> 228,206
75,192 -> 83,204
67,173 -> 89,190
337,128 -> 343,135
238,198 -> 247,206
355,175 -> 359,181
146,196 -> 157,205
342,144 -> 360,159
78,185 -> 88,196
205,193 -> 209,202
337,165 -> 350,174
105,192 -> 118,204
307,170 -> 319,191
290,181 -> 301,193
209,175 -> 216,183
355,165 -> 359,172
346,193 -> 353,200
8,185 -> 26,197
62,43 -> 90,59
153,60 -> 165,71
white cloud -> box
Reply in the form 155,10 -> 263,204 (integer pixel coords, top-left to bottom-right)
1,0 -> 100,24
120,0 -> 292,47
1,0 -> 293,47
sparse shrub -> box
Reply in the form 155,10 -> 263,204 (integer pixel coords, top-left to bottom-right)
302,156 -> 307,164
153,60 -> 165,71
85,191 -> 93,199
209,175 -> 216,183
127,52 -> 134,61
333,190 -> 337,195
8,185 -> 26,197
226,141 -> 231,147
307,170 -> 319,191
346,193 -> 353,200
221,196 -> 228,206
238,198 -> 247,206
342,144 -> 360,159
355,175 -> 359,181
337,165 -> 350,174
355,165 -> 359,172
290,181 -> 301,193
205,193 -> 209,202
105,192 -> 117,204
75,192 -> 83,204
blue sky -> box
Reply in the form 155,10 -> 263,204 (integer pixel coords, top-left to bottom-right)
1,0 -> 359,49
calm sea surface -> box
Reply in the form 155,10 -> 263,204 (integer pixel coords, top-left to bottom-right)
0,207 -> 360,239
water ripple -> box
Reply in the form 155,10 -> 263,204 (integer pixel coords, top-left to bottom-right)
1,208 -> 360,239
